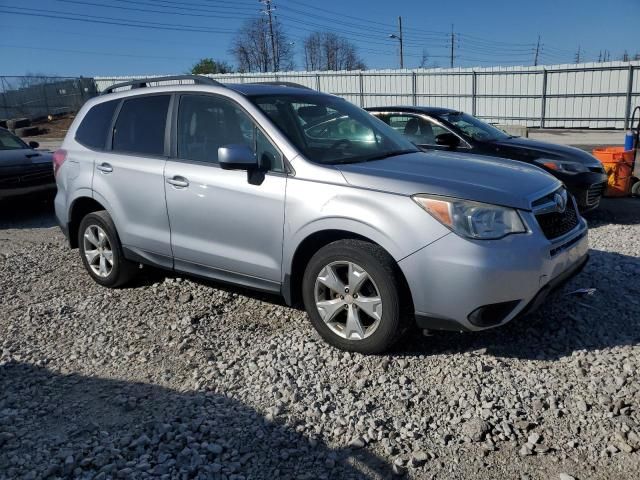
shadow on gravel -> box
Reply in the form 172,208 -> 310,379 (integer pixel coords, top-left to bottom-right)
0,194 -> 57,230
0,362 -> 392,480
395,249 -> 640,361
583,197 -> 640,226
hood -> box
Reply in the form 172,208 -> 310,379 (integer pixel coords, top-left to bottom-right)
494,137 -> 602,166
338,151 -> 561,210
0,149 -> 52,168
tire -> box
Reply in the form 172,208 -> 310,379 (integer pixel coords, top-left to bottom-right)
631,180 -> 640,197
302,239 -> 405,354
78,210 -> 138,288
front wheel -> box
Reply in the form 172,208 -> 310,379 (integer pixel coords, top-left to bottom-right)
78,211 -> 138,288
302,239 -> 405,354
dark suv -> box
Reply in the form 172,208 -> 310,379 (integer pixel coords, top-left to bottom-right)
367,106 -> 608,212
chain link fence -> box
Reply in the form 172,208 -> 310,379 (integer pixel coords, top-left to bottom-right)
0,76 -> 97,125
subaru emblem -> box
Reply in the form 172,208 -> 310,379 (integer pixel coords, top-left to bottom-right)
554,191 -> 567,213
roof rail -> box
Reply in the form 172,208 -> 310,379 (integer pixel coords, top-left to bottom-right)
250,81 -> 314,90
102,75 -> 224,95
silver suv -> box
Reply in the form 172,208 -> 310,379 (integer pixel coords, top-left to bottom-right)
54,76 -> 589,354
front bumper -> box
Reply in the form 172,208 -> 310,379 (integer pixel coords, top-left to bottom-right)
399,214 -> 589,332
562,171 -> 608,212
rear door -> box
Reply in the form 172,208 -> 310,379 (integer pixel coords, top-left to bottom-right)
91,94 -> 173,264
164,93 -> 286,290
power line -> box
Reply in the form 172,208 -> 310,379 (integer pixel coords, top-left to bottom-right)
0,7 -> 236,34
0,44 -> 201,61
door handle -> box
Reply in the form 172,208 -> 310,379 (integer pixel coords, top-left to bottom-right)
166,176 -> 189,188
96,162 -> 113,173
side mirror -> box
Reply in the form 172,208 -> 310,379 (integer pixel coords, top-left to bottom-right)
218,144 -> 257,171
28,141 -> 40,149
435,133 -> 460,148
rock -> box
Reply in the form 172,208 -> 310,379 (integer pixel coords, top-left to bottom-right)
178,292 -> 193,304
409,450 -> 429,467
462,418 -> 491,442
207,443 -> 223,455
575,399 -> 588,412
348,436 -> 366,449
558,474 -> 575,480
519,443 -> 534,456
527,432 -> 541,444
618,441 -> 634,453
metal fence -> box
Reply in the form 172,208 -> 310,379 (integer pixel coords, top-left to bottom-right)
0,76 -> 97,122
97,61 -> 640,129
3,61 -> 639,130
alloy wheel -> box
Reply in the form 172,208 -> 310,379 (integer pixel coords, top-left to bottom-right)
313,261 -> 383,340
83,224 -> 113,278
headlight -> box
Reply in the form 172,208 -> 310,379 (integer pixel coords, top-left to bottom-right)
534,158 -> 589,174
412,195 -> 526,240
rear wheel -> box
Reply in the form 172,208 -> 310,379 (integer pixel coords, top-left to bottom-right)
78,211 -> 137,287
631,180 -> 640,197
302,239 -> 405,353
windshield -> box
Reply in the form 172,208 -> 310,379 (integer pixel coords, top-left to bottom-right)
249,94 -> 418,164
0,129 -> 28,150
434,111 -> 510,142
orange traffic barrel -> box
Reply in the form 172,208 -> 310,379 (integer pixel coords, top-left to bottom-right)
592,146 -> 634,197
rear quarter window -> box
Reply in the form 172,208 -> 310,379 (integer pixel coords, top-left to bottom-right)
75,100 -> 119,149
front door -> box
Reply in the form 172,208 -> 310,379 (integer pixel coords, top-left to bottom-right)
164,93 -> 286,291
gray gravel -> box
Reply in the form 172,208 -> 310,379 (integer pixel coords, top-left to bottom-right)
1,197 -> 639,480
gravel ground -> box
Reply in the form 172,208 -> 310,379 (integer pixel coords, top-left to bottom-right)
1,197 -> 639,480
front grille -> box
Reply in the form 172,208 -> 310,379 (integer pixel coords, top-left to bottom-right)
535,200 -> 579,240
586,182 -> 606,206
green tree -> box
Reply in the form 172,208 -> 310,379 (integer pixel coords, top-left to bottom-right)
189,58 -> 233,75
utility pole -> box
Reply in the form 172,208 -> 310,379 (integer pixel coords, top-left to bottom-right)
598,51 -> 602,62
398,16 -> 404,69
450,24 -> 455,68
574,45 -> 581,64
533,35 -> 541,66
388,16 -> 404,69
260,0 -> 278,72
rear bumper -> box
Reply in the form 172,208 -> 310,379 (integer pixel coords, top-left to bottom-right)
400,213 -> 589,332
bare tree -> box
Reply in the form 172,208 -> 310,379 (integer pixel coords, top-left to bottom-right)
230,17 -> 294,73
303,32 -> 366,71
419,50 -> 429,68
417,49 -> 438,69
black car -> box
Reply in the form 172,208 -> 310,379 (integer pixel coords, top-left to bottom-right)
367,106 -> 608,212
0,128 -> 55,202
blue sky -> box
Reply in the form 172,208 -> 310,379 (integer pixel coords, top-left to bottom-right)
0,0 -> 638,76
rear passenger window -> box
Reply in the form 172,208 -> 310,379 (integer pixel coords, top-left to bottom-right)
112,95 -> 170,156
75,100 -> 118,149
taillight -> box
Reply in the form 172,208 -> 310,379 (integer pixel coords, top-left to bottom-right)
52,149 -> 67,177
